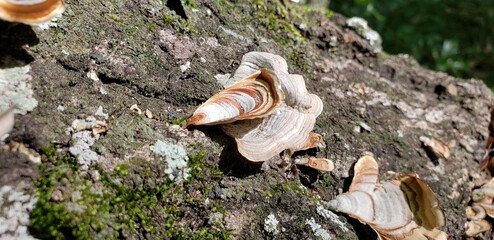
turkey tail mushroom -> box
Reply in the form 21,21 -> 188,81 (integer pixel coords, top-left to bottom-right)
221,104 -> 322,162
0,0 -> 64,25
186,52 -> 333,171
348,155 -> 379,193
464,178 -> 494,237
327,155 -> 448,240
186,69 -> 284,126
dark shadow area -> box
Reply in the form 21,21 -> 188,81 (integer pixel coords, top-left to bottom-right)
297,165 -> 320,187
342,160 -> 356,192
434,84 -> 447,96
166,0 -> 188,20
347,217 -> 378,240
7,114 -> 48,150
0,20 -> 39,68
186,125 -> 263,178
422,145 -> 440,165
292,148 -> 327,187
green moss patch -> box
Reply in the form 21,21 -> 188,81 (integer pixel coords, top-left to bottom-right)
30,148 -> 230,239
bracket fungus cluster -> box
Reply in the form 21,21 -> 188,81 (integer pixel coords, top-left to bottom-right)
465,178 -> 494,237
186,52 -> 334,172
327,156 -> 448,240
0,0 -> 64,25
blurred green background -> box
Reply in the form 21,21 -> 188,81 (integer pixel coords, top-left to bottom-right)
329,0 -> 494,91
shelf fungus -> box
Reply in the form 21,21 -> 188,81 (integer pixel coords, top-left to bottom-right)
0,0 -> 64,25
465,178 -> 494,237
327,155 -> 448,240
186,52 -> 333,172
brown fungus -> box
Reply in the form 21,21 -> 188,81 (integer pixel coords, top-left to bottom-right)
186,52 -> 333,171
465,178 -> 494,237
327,155 -> 447,240
0,0 -> 64,25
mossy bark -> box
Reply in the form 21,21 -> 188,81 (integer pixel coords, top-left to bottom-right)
0,0 -> 493,239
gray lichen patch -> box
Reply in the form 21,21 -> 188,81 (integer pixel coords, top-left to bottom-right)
0,186 -> 38,240
66,107 -> 110,171
0,65 -> 37,114
151,139 -> 190,183
0,151 -> 39,240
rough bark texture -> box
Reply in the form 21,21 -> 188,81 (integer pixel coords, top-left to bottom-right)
0,0 -> 493,239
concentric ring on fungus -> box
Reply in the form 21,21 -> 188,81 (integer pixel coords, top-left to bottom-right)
186,68 -> 284,126
0,0 -> 64,25
327,156 -> 447,240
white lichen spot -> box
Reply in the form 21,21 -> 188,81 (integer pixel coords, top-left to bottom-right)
67,108 -> 108,170
69,131 -> 100,171
65,202 -> 87,213
99,86 -> 108,95
180,61 -> 191,73
0,186 -> 38,239
395,101 -> 424,119
87,70 -> 100,81
208,212 -> 224,226
94,106 -> 109,120
263,213 -> 280,235
37,16 -> 61,30
358,122 -> 372,132
369,91 -> 391,106
397,130 -> 404,138
306,217 -> 332,240
151,140 -> 190,183
130,104 -> 142,115
205,37 -> 219,48
145,109 -> 153,119
346,17 -> 382,53
424,109 -> 445,124
316,205 -> 349,232
219,26 -> 252,44
329,36 -> 338,47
